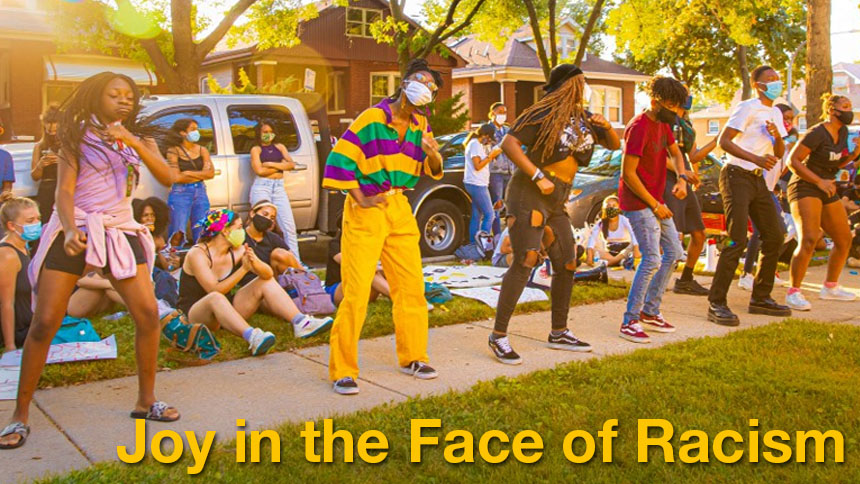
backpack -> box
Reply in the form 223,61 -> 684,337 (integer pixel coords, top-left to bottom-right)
51,316 -> 101,345
424,282 -> 453,304
278,269 -> 336,315
153,267 -> 178,307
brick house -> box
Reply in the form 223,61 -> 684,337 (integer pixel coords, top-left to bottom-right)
448,19 -> 649,131
200,0 -> 466,135
0,0 -> 157,140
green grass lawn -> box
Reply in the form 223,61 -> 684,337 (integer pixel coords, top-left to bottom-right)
43,319 -> 860,483
13,280 -> 628,390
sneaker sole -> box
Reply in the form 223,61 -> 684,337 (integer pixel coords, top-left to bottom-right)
618,333 -> 650,344
819,294 -> 857,302
748,306 -> 792,317
787,303 -> 812,311
707,312 -> 740,327
398,367 -> 439,379
547,342 -> 593,352
296,318 -> 334,339
640,324 -> 676,333
251,335 -> 276,356
673,287 -> 709,296
334,386 -> 360,395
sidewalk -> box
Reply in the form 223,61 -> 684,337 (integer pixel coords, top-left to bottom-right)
3,264 -> 860,483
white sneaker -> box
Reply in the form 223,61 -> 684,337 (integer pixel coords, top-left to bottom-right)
819,285 -> 857,301
248,328 -> 276,356
738,273 -> 753,291
774,273 -> 788,287
293,315 -> 334,338
785,291 -> 811,311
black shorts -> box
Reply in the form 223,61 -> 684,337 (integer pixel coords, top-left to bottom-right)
44,232 -> 147,276
664,171 -> 705,234
787,176 -> 839,205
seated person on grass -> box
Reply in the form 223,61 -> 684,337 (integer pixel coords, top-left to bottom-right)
178,209 -> 332,356
133,197 -> 179,271
324,229 -> 390,306
0,198 -> 40,351
491,216 -> 514,268
585,195 -> 640,267
244,200 -> 303,276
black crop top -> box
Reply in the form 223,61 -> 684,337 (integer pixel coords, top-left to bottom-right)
798,123 -> 852,179
509,109 -> 608,168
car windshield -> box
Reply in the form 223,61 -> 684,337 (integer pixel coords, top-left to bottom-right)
579,149 -> 622,176
437,132 -> 466,159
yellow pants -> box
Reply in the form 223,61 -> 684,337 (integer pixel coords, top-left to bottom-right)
329,192 -> 429,381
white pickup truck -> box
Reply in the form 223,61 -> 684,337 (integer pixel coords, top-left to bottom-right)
0,93 -> 472,255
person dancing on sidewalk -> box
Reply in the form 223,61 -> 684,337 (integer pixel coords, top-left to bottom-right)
1,72 -> 179,450
617,76 -> 688,344
784,94 -> 860,310
322,59 -> 444,395
487,63 -> 620,365
707,65 -> 792,326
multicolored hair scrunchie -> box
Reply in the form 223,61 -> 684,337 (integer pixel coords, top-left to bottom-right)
195,209 -> 236,239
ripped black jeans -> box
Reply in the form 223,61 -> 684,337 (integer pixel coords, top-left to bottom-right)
494,170 -> 576,334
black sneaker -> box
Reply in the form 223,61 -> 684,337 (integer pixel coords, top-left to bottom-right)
547,329 -> 593,352
400,361 -> 438,380
488,335 -> 523,365
673,278 -> 709,296
333,377 -> 359,395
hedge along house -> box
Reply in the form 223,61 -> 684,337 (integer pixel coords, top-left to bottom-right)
449,18 -> 649,132
0,0 -> 158,140
200,0 -> 466,136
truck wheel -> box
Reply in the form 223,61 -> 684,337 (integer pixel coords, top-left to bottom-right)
417,199 -> 464,257
586,202 -> 603,225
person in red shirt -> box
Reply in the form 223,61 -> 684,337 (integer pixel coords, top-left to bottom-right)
617,76 -> 690,344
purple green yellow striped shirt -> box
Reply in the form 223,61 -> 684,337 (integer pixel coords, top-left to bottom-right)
323,99 -> 442,196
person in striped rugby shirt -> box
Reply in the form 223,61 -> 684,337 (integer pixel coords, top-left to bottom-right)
322,59 -> 444,395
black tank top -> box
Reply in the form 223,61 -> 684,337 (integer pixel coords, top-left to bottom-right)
176,146 -> 204,173
177,245 -> 239,314
0,242 -> 33,338
38,142 -> 59,181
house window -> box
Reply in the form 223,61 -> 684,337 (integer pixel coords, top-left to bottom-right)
327,71 -> 345,114
588,85 -> 623,125
370,72 -> 401,105
559,35 -> 576,60
708,120 -> 720,135
346,7 -> 382,38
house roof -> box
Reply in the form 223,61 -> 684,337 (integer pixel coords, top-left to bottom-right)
834,62 -> 860,83
450,23 -> 648,81
0,7 -> 53,41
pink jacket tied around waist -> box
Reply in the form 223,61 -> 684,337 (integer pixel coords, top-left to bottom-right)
29,205 -> 155,302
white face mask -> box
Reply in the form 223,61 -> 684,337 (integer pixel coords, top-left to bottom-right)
404,81 -> 433,107
583,83 -> 593,105
494,114 -> 507,125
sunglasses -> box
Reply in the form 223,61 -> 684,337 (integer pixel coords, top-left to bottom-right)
409,72 -> 439,94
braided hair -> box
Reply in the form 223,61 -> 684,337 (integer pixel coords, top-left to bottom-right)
513,74 -> 588,162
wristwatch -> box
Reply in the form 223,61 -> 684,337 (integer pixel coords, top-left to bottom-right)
532,169 -> 545,182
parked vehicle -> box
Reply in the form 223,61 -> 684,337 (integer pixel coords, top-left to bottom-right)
566,148 -> 725,227
0,94 -> 471,256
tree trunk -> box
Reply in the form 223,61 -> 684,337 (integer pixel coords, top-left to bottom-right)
522,0 -> 550,80
737,45 -> 751,100
548,0 -> 557,68
574,0 -> 605,66
805,0 -> 831,123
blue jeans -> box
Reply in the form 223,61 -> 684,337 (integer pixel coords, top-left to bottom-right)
250,177 -> 300,259
465,183 -> 494,243
167,182 -> 210,244
623,208 -> 683,325
489,173 -> 511,234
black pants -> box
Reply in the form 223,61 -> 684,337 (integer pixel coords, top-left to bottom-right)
494,170 -> 575,333
709,165 -> 785,304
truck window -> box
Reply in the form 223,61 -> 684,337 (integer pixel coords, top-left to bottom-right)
227,105 -> 299,154
146,106 -> 217,154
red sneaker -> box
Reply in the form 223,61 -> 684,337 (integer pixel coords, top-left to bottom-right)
619,321 -> 650,343
640,312 -> 676,333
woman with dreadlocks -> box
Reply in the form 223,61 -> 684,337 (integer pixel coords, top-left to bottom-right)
0,72 -> 178,450
487,64 -> 619,365
322,59 -> 444,395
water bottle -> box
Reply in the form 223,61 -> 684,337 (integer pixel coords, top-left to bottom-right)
103,311 -> 128,321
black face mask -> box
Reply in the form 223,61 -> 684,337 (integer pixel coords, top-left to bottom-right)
602,207 -> 621,219
252,214 -> 274,232
656,106 -> 677,124
835,109 -> 854,125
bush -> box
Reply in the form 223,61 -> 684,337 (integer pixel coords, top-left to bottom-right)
429,91 -> 470,135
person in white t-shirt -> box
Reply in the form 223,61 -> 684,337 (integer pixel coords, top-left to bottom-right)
585,195 -> 640,267
707,65 -> 792,326
464,123 -> 503,243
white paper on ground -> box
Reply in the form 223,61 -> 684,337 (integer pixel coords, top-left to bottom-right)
0,335 -> 117,367
451,286 -> 548,309
423,265 -> 508,288
0,366 -> 18,400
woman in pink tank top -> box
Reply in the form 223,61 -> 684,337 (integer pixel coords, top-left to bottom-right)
0,73 -> 179,450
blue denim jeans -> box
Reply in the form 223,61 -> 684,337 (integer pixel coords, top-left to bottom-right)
167,181 -> 210,244
250,177 -> 300,259
623,208 -> 683,325
489,172 -> 511,234
465,182 -> 495,243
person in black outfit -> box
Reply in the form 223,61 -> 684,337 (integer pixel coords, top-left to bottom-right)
30,104 -> 61,224
243,200 -> 302,276
785,94 -> 860,309
707,65 -> 792,325
487,64 -> 620,364
0,198 -> 39,351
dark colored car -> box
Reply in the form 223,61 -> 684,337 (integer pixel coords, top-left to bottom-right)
566,148 -> 725,227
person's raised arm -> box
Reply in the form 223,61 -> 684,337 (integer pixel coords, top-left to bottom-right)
0,248 -> 21,351
689,138 -> 718,166
108,124 -> 174,186
590,113 -> 620,150
31,144 -> 57,182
